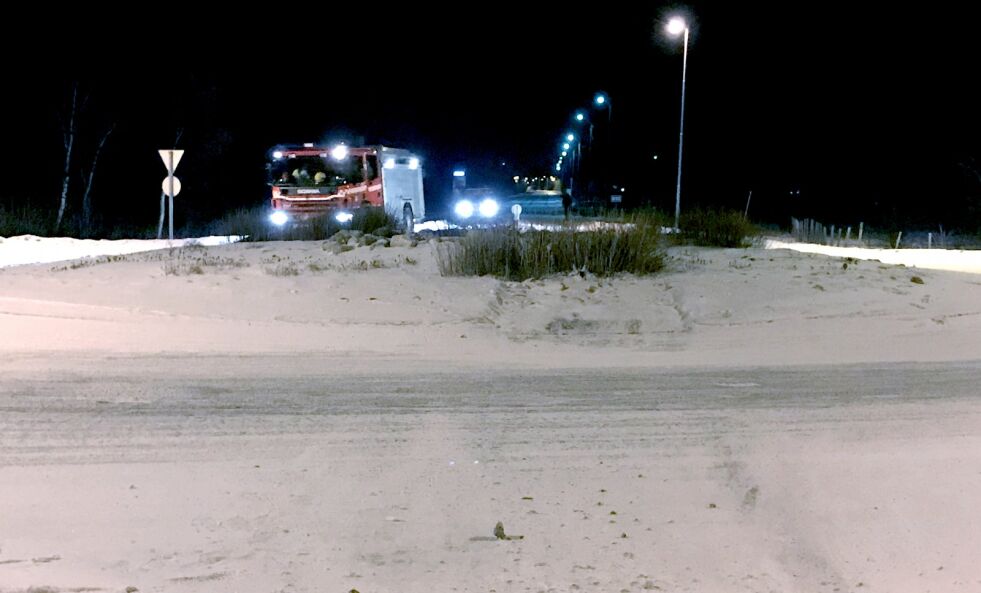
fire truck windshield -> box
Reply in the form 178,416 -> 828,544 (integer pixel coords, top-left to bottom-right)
267,155 -> 361,188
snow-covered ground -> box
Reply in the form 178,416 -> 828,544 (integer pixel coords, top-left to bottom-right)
0,234 -> 240,268
766,238 -> 981,274
2,234 -> 980,592
1,233 -> 979,366
8,233 -> 976,274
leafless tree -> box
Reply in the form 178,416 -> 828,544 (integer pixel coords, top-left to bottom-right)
79,124 -> 115,233
56,84 -> 81,230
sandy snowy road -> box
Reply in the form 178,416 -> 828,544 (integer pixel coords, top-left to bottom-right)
2,357 -> 980,593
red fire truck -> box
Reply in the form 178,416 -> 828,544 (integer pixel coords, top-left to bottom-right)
267,143 -> 424,231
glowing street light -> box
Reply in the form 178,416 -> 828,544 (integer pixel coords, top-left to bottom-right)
666,16 -> 687,35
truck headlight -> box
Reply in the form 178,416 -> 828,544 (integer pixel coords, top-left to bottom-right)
454,200 -> 475,218
478,198 -> 499,218
269,211 -> 289,226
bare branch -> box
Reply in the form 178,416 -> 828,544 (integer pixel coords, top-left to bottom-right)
958,157 -> 981,187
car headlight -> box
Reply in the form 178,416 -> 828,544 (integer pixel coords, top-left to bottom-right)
454,200 -> 475,218
478,198 -> 499,218
269,211 -> 289,226
335,211 -> 354,223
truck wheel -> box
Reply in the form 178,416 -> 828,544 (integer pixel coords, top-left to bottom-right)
403,204 -> 414,237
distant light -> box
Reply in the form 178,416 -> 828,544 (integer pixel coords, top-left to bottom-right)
269,211 -> 288,226
562,142 -> 570,150
561,151 -> 567,157
335,212 -> 354,223
478,198 -> 499,218
513,176 -> 520,183
575,112 -> 585,122
408,157 -> 420,170
566,134 -> 575,142
303,142 -> 314,148
667,16 -> 687,36
454,199 -> 475,218
453,170 -> 466,177
272,150 -> 284,160
331,144 -> 349,160
383,157 -> 396,169
621,187 -> 626,191
555,164 -> 561,171
594,93 -> 607,105
652,154 -> 658,160
501,161 -> 506,166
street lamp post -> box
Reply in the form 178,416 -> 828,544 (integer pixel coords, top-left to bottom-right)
594,92 -> 612,124
593,92 -> 613,202
573,113 -> 594,202
564,133 -> 580,196
667,16 -> 689,230
574,112 -> 594,149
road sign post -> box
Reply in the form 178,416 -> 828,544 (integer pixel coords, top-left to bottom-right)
158,150 -> 185,242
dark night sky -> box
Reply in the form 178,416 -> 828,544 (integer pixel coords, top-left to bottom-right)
2,3 -> 979,233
